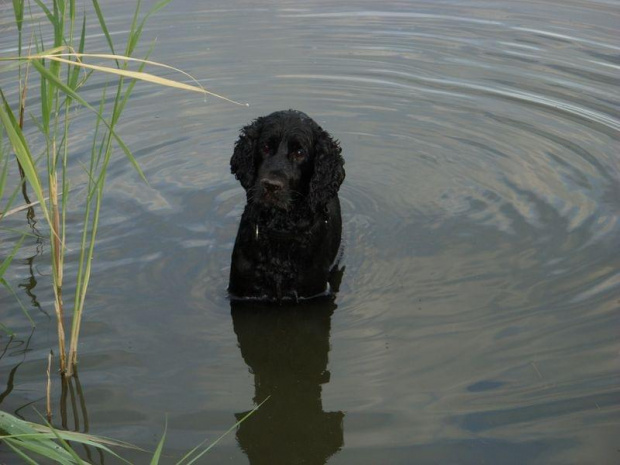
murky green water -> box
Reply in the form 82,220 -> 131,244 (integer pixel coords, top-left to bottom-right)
1,0 -> 619,463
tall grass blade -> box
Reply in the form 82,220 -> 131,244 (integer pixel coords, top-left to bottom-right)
0,235 -> 26,277
149,419 -> 167,465
11,0 -> 24,31
44,427 -> 86,465
34,53 -> 207,92
28,59 -> 147,183
127,0 -> 172,57
39,55 -> 246,105
0,147 -> 8,201
3,198 -> 48,219
0,280 -> 34,326
90,0 -> 117,58
69,0 -> 76,38
126,0 -> 142,57
39,46 -> 51,133
2,0 -> 242,382
0,323 -> 16,336
178,397 -> 269,465
2,441 -> 38,465
69,90 -> 106,371
2,52 -> 246,106
0,410 -> 139,464
67,15 -> 87,90
31,0 -> 55,28
11,0 -> 24,58
0,411 -> 77,464
2,437 -> 77,465
140,0 -> 173,32
0,93 -> 51,225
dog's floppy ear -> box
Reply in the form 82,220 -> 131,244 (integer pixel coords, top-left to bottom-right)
308,126 -> 345,212
231,117 -> 263,191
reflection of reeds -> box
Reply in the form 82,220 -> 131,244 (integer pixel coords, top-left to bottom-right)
0,332 -> 266,462
1,0 -> 245,377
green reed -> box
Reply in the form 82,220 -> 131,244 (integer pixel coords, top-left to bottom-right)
1,0 -> 156,377
0,402 -> 264,464
0,108 -> 34,329
0,2 -> 261,462
0,0 -> 238,376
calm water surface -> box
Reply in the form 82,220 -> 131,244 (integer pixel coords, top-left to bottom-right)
1,0 -> 619,463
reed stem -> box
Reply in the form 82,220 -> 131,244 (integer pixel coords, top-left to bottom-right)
50,170 -> 67,374
3,0 -> 233,379
46,351 -> 53,422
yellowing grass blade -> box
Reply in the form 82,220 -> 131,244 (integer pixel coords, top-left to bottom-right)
40,54 -> 248,106
49,53 -> 205,89
1,50 -> 248,106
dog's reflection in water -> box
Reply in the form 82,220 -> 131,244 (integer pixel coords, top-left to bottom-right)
231,291 -> 344,465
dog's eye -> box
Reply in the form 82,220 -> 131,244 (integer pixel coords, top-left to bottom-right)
291,148 -> 307,161
261,143 -> 271,155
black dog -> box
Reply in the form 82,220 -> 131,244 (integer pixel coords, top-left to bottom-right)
228,110 -> 345,302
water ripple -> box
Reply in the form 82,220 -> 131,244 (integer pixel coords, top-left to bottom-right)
279,72 -> 620,133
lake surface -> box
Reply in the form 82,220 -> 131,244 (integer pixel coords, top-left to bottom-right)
1,0 -> 619,463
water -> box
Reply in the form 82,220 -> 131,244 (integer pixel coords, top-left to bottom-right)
1,0 -> 619,463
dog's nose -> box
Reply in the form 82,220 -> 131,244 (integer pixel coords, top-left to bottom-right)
261,178 -> 284,193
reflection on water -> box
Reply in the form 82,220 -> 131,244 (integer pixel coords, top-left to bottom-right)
231,268 -> 345,464
1,0 -> 619,463
232,300 -> 344,464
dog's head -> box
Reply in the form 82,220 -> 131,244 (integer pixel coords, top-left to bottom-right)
231,110 -> 345,212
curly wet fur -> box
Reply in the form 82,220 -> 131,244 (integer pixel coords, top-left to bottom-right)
229,110 -> 345,302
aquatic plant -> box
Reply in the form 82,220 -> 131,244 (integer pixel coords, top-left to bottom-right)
0,0 -> 241,377
0,404 -> 263,464
0,2 -> 262,462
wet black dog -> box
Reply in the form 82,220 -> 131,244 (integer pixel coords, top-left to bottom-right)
228,110 -> 345,302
